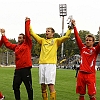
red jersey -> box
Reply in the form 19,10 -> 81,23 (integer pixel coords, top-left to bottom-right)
2,20 -> 32,69
74,26 -> 100,73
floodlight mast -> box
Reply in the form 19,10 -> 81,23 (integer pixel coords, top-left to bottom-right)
59,4 -> 67,58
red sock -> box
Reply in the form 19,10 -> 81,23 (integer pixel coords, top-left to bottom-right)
0,92 -> 3,98
79,95 -> 85,100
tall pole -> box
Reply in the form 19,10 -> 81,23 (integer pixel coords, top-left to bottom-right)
61,16 -> 64,58
59,4 -> 67,58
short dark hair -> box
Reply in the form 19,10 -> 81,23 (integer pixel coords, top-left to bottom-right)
85,34 -> 95,42
19,33 -> 25,39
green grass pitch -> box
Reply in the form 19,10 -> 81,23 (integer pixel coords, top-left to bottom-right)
0,67 -> 100,100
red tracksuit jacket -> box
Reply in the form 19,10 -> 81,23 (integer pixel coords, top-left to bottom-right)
2,20 -> 32,69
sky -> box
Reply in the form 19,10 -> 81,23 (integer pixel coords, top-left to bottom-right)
0,0 -> 100,41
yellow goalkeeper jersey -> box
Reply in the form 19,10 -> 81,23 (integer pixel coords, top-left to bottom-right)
30,27 -> 71,64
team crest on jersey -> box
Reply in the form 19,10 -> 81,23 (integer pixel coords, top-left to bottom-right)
89,49 -> 93,54
51,39 -> 54,45
44,39 -> 54,46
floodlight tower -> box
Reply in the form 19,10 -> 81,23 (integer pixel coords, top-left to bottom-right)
59,4 -> 67,58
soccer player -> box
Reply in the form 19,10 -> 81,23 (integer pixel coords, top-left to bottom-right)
0,18 -> 33,100
72,20 -> 100,100
26,17 -> 72,100
0,29 -> 5,100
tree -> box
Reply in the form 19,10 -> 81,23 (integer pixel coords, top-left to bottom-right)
79,30 -> 90,43
1,30 -> 97,65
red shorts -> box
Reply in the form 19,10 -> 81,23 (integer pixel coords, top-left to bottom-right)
76,71 -> 96,95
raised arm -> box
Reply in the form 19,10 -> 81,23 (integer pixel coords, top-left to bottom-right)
57,28 -> 72,46
25,17 -> 32,48
0,28 -> 16,50
25,17 -> 43,44
72,20 -> 84,49
30,26 -> 43,44
25,17 -> 42,44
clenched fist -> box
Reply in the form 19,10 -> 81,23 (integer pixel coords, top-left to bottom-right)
1,28 -> 5,33
25,17 -> 30,22
0,28 -> 5,36
71,20 -> 76,26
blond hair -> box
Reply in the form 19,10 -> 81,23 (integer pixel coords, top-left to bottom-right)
46,27 -> 55,33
